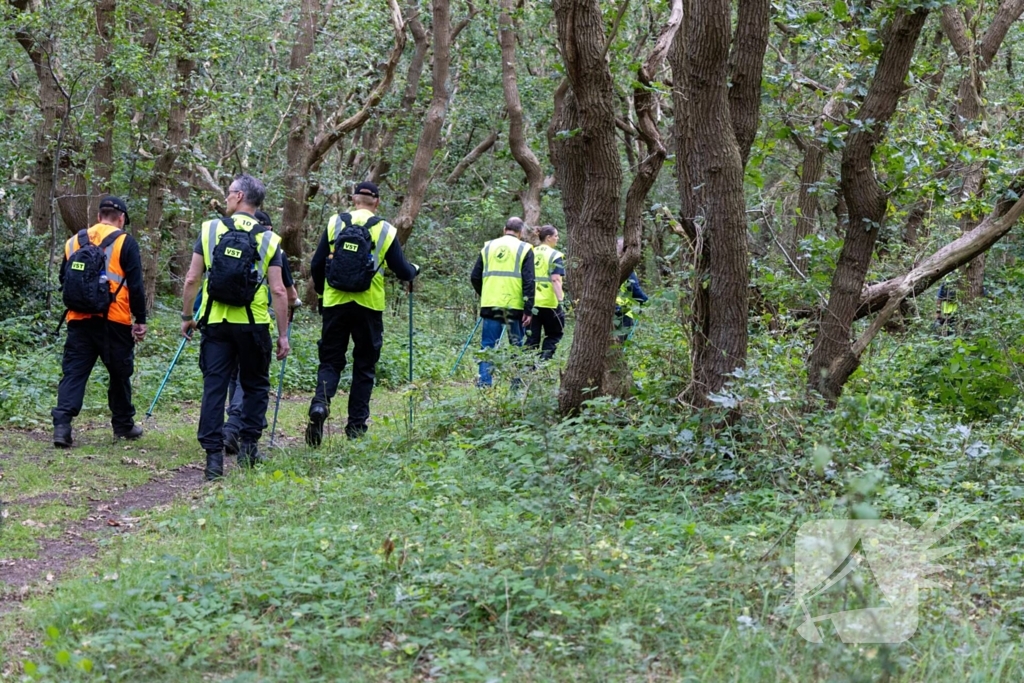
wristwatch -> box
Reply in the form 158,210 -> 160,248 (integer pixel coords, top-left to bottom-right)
181,313 -> 193,321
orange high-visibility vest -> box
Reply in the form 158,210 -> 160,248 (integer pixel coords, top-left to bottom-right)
65,223 -> 131,325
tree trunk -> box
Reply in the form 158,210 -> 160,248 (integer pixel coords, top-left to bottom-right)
140,3 -> 194,310
11,0 -> 66,237
806,9 -> 929,402
368,14 -> 429,184
281,0 -> 406,266
90,0 -> 117,219
552,0 -> 622,415
500,0 -> 545,228
279,0 -> 321,266
941,1 -> 1024,303
393,0 -> 452,245
672,0 -> 757,405
791,82 -> 847,268
727,0 -> 770,166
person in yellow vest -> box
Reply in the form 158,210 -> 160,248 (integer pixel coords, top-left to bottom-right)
614,237 -> 648,343
180,174 -> 290,480
52,195 -> 147,448
525,225 -> 565,360
470,217 -> 535,386
305,181 -> 419,445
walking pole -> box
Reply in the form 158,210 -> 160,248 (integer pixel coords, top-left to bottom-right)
449,317 -> 482,377
407,286 -> 414,430
146,310 -> 199,418
625,316 -> 641,344
269,322 -> 292,447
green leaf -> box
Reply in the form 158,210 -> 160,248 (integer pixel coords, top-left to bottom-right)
55,650 -> 71,666
79,659 -> 94,673
805,10 -> 825,23
833,0 -> 849,21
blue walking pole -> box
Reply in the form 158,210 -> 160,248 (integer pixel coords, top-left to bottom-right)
449,317 -> 482,377
269,322 -> 292,447
407,288 -> 414,430
146,310 -> 200,418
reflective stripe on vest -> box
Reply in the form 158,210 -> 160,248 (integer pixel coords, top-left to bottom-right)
480,235 -> 531,310
534,244 -> 563,309
200,214 -> 281,325
65,224 -> 131,325
323,210 -> 396,312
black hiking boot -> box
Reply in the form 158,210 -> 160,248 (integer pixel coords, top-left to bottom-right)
205,450 -> 225,481
345,422 -> 368,440
238,442 -> 266,469
305,405 -> 328,448
53,424 -> 73,449
114,424 -> 143,441
223,429 -> 240,456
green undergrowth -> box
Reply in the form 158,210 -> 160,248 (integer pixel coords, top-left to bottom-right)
2,286 -> 1024,680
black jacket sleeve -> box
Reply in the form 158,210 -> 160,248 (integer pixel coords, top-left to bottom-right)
521,248 -> 535,313
470,255 -> 484,295
119,235 -> 147,324
279,250 -> 295,288
310,230 -> 330,296
382,236 -> 418,282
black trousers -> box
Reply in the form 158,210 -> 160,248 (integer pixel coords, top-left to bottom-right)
310,302 -> 383,431
526,306 -> 565,360
52,318 -> 136,432
197,323 -> 272,453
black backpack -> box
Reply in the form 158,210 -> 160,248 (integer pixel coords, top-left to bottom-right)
204,216 -> 265,322
62,229 -> 125,315
326,213 -> 384,293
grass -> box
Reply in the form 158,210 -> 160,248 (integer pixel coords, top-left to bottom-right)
1,295 -> 1023,681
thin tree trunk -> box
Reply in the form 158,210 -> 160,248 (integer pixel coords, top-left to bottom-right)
393,0 -> 453,245
941,1 -> 1024,303
806,9 -> 929,402
11,0 -> 64,237
140,3 -> 194,309
279,0 -> 321,266
446,129 -> 499,185
90,0 -> 117,218
368,14 -> 429,184
500,0 -> 545,228
792,81 -> 847,268
727,0 -> 770,166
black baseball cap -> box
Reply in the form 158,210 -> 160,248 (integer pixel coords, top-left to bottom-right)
98,195 -> 130,225
254,210 -> 273,227
353,181 -> 380,199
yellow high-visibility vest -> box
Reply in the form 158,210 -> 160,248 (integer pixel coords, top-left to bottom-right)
480,234 -> 531,310
200,213 -> 281,325
534,244 -> 564,309
323,209 -> 396,312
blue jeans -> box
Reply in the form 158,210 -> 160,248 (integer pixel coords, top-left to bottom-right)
478,317 -> 523,387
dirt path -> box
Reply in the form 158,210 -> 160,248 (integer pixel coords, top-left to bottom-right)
0,464 -> 205,614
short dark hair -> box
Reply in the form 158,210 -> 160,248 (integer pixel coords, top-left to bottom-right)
98,208 -> 124,224
538,225 -> 558,241
505,217 -> 525,234
231,174 -> 265,208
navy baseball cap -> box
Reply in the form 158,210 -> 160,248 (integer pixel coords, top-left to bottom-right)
98,195 -> 130,225
353,181 -> 380,199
